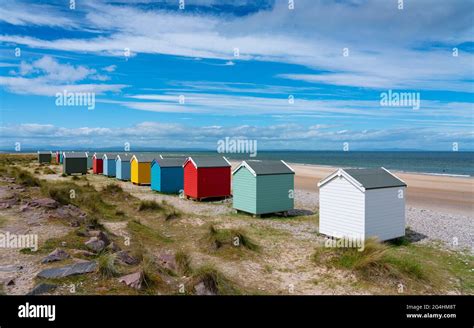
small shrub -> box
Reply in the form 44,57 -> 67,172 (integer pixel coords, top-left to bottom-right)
103,183 -> 123,194
46,186 -> 71,205
138,200 -> 162,211
191,264 -> 241,295
205,225 -> 259,251
16,170 -> 41,187
175,250 -> 192,276
98,253 -> 120,278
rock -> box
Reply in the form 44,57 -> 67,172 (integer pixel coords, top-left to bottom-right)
194,281 -> 217,296
118,271 -> 143,290
60,241 -> 67,247
29,198 -> 59,209
116,251 -> 139,265
69,220 -> 80,227
55,205 -> 87,222
107,242 -> 121,253
37,261 -> 97,279
27,283 -> 57,295
157,252 -> 176,272
88,231 -> 110,245
41,248 -> 70,264
97,231 -> 110,246
85,237 -> 105,253
4,278 -> 15,286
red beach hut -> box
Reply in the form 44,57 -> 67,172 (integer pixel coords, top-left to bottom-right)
92,153 -> 104,174
183,157 -> 231,200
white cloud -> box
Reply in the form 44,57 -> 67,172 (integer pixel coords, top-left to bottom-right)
1,122 -> 472,150
0,56 -> 127,96
0,0 -> 472,91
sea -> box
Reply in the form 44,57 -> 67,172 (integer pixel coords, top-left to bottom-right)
158,151 -> 474,177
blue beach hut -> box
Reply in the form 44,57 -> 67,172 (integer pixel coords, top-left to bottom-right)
116,153 -> 132,181
103,153 -> 119,177
150,158 -> 185,193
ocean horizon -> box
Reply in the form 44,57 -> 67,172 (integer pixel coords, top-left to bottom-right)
7,150 -> 473,177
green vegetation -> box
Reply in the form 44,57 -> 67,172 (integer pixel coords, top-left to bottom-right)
205,224 -> 259,251
138,200 -> 162,211
98,253 -> 120,278
190,264 -> 241,295
312,238 -> 474,293
175,250 -> 192,276
127,220 -> 172,244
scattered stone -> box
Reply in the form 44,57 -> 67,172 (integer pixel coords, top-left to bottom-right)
37,261 -> 97,279
0,265 -> 22,272
194,281 -> 217,296
157,252 -> 176,272
85,237 -> 106,253
118,271 -> 143,290
60,241 -> 67,247
97,231 -> 110,246
69,220 -> 80,227
107,242 -> 121,253
29,198 -> 59,209
116,251 -> 139,265
54,205 -> 87,222
27,283 -> 58,295
41,248 -> 70,264
4,278 -> 15,286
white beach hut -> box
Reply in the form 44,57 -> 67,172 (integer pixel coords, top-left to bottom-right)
317,167 -> 407,242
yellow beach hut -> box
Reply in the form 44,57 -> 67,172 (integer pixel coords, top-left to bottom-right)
130,153 -> 160,185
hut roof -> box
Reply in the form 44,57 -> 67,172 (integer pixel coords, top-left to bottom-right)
185,156 -> 231,168
116,153 -> 132,160
233,160 -> 294,176
132,153 -> 160,163
103,152 -> 120,159
63,152 -> 87,158
152,158 -> 186,168
318,167 -> 406,190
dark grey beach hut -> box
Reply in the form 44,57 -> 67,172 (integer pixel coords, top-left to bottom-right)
62,152 -> 88,175
38,151 -> 51,164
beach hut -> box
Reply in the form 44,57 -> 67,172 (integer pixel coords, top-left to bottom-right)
62,152 -> 88,175
116,153 -> 132,181
318,167 -> 407,242
183,157 -> 231,200
59,152 -> 64,164
150,158 -> 186,193
92,153 -> 104,174
55,151 -> 60,164
130,153 -> 160,185
232,160 -> 295,215
102,153 -> 119,177
38,151 -> 51,164
85,152 -> 93,169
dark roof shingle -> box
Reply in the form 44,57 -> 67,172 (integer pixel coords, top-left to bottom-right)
153,158 -> 186,167
344,168 -> 406,189
188,157 -> 230,168
242,160 -> 294,175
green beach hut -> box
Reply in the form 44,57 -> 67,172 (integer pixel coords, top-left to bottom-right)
37,151 -> 51,164
232,160 -> 295,215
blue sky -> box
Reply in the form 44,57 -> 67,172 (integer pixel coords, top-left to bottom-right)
0,0 -> 473,151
